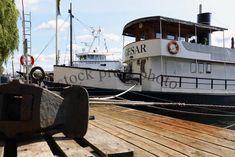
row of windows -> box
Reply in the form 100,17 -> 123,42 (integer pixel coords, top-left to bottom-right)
190,62 -> 212,74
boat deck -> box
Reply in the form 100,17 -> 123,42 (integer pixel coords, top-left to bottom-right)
1,104 -> 235,157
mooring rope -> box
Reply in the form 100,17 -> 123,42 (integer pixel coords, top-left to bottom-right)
90,84 -> 137,100
144,105 -> 235,117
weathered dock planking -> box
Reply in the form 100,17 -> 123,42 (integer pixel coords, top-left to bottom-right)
17,136 -> 54,157
84,124 -> 134,157
90,104 -> 235,157
1,104 -> 235,156
0,142 -> 3,157
52,133 -> 94,157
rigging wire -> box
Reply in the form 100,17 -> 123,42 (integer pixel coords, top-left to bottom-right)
35,15 -> 70,62
73,16 -> 94,32
64,23 -> 70,64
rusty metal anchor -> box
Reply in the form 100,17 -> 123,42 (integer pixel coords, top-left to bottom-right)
0,80 -> 89,138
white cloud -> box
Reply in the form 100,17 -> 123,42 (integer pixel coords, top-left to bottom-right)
211,30 -> 235,48
37,19 -> 69,31
108,48 -> 122,53
77,34 -> 93,41
33,53 -> 55,71
15,0 -> 41,12
103,33 -> 120,42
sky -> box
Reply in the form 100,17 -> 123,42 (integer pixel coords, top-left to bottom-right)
5,0 -> 235,74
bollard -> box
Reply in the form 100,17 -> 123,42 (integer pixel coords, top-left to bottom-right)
0,80 -> 89,138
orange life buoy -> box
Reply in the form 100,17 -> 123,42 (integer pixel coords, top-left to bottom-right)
20,55 -> 35,65
167,40 -> 179,54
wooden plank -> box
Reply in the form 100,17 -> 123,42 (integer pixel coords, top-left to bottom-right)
53,133 -> 94,157
0,141 -> 4,157
89,122 -> 186,157
93,105 -> 235,141
92,105 -> 235,150
91,105 -> 235,157
88,118 -> 187,157
17,137 -> 54,157
91,113 -> 217,157
84,124 -> 134,157
91,114 -> 218,157
84,141 -> 155,157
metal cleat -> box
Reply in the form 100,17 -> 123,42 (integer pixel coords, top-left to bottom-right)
0,80 -> 89,138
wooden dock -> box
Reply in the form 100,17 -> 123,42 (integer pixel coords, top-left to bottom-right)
1,104 -> 235,156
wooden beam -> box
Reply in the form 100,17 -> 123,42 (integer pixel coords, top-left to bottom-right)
17,137 -> 54,157
0,141 -> 4,157
84,124 -> 134,157
53,133 -> 94,157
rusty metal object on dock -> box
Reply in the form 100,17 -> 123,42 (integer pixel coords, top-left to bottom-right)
0,80 -> 89,138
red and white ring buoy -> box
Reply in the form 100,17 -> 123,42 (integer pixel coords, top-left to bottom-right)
20,55 -> 35,65
167,40 -> 179,55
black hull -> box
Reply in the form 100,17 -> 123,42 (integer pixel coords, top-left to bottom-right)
87,88 -> 235,105
44,81 -> 235,105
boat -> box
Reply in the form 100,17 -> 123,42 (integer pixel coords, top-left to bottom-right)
50,4 -> 142,93
74,52 -> 122,70
72,28 -> 122,71
121,8 -> 235,105
53,6 -> 235,105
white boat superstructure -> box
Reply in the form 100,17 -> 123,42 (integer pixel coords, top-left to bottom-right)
123,38 -> 235,94
73,52 -> 122,70
120,10 -> 235,104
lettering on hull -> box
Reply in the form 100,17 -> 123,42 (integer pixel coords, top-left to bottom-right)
125,44 -> 147,57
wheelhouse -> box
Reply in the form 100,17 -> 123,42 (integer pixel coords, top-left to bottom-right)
122,16 -> 227,46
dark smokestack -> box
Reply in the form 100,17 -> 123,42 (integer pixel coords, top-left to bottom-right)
197,4 -> 211,45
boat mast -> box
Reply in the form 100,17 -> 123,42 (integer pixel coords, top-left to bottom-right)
55,1 -> 58,65
68,3 -> 74,66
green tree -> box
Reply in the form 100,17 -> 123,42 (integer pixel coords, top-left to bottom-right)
0,0 -> 19,73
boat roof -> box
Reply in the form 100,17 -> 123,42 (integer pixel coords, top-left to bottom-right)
123,16 -> 228,37
76,53 -> 107,56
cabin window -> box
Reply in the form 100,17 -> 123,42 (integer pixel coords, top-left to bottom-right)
80,55 -> 86,60
128,63 -> 133,73
190,62 -> 196,73
124,62 -> 133,73
206,63 -> 212,73
167,35 -> 175,40
140,33 -> 146,40
91,55 -> 94,59
178,37 -> 185,42
100,64 -> 106,66
198,63 -> 204,73
156,33 -> 161,39
101,55 -> 106,60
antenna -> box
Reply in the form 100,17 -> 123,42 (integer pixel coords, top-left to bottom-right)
104,38 -> 108,53
68,3 -> 74,66
199,4 -> 202,14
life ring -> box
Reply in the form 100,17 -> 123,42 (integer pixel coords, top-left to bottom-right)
20,55 -> 35,65
167,41 -> 179,54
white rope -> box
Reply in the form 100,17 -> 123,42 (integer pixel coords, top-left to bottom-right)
90,84 -> 137,100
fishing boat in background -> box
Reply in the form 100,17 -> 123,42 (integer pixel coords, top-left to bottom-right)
50,3 -> 142,93
74,52 -> 121,70
72,28 -> 122,71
